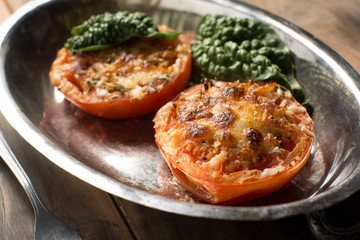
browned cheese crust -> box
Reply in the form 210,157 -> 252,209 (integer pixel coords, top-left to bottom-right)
50,37 -> 190,103
154,80 -> 314,184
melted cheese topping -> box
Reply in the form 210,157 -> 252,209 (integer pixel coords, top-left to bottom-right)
50,37 -> 190,102
154,81 -> 314,184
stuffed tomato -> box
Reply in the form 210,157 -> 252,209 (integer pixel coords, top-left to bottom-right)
49,25 -> 191,119
154,80 -> 314,204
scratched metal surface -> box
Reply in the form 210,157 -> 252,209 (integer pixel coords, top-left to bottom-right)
0,0 -> 360,220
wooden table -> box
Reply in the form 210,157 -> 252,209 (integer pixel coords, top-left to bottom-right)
1,0 -> 360,239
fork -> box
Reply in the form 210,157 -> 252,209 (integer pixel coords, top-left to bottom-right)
0,130 -> 82,240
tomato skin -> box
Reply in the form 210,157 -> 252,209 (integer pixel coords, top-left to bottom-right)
157,134 -> 313,204
49,29 -> 192,119
154,81 -> 315,204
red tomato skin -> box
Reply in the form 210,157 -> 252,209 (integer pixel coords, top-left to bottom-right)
154,82 -> 315,204
157,138 -> 313,204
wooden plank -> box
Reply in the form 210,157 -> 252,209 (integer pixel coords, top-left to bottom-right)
240,0 -> 360,72
115,198 -> 315,240
3,0 -> 28,12
0,2 -> 33,238
0,160 -> 34,240
0,0 -> 11,24
0,0 -> 30,25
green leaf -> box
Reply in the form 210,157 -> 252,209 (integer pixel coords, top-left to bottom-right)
150,31 -> 181,41
64,11 -> 181,54
191,14 -> 307,104
75,44 -> 112,53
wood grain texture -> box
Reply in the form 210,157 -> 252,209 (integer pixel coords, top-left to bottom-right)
3,0 -> 28,12
239,0 -> 360,72
0,0 -> 11,24
0,160 -> 34,240
115,198 -> 316,240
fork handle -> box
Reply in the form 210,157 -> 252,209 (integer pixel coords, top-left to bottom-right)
0,130 -> 45,215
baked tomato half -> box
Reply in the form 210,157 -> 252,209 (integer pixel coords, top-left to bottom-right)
49,26 -> 191,119
154,80 -> 314,204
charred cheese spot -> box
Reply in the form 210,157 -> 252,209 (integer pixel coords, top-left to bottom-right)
274,133 -> 285,148
213,108 -> 235,127
218,131 -> 235,145
203,97 -> 223,107
244,128 -> 263,150
221,86 -> 245,98
187,124 -> 209,138
178,105 -> 212,122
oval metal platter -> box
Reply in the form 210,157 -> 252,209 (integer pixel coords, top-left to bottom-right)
1,0 -> 360,220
